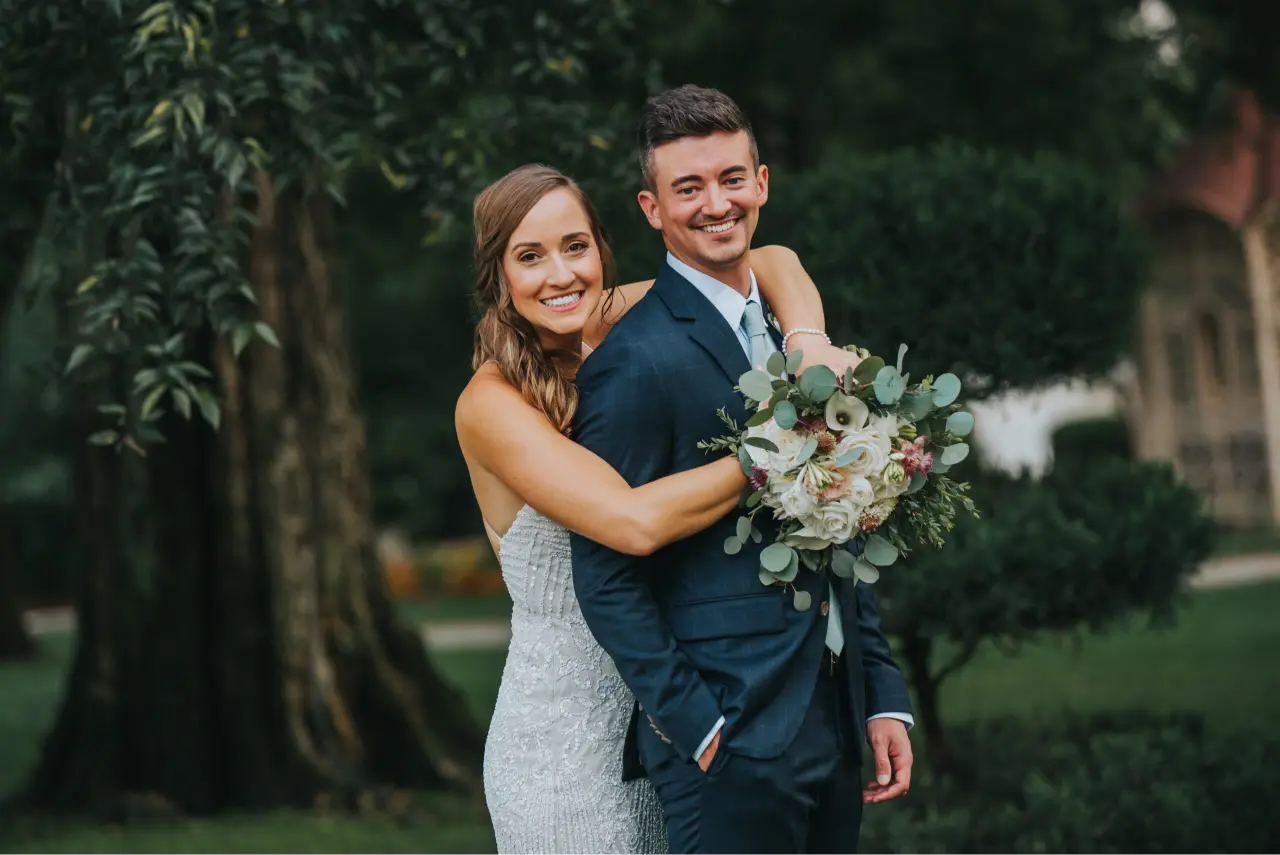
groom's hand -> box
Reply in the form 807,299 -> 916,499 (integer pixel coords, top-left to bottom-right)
863,718 -> 912,803
697,731 -> 721,773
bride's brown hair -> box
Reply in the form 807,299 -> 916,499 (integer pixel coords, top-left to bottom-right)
471,164 -> 617,435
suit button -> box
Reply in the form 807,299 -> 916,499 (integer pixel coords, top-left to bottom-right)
819,601 -> 830,616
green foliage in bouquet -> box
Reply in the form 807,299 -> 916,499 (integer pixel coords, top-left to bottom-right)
698,345 -> 979,606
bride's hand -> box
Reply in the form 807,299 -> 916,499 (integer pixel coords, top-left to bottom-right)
786,334 -> 862,378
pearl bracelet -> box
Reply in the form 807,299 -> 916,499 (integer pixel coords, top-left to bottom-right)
782,327 -> 830,355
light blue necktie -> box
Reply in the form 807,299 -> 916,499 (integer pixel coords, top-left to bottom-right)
739,299 -> 844,656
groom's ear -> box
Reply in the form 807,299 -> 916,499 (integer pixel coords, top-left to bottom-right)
637,190 -> 663,232
756,163 -> 769,207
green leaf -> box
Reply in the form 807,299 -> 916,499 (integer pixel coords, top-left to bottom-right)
172,388 -> 192,420
854,559 -> 881,584
874,365 -> 906,405
736,517 -> 751,541
864,535 -> 899,567
766,351 -> 787,378
739,446 -> 755,476
232,324 -> 254,357
773,400 -> 798,430
835,448 -> 865,468
254,322 -> 281,349
795,438 -> 819,466
750,526 -> 763,544
87,430 -> 119,446
760,542 -> 794,573
906,473 -> 927,494
746,489 -> 765,508
931,460 -> 952,475
724,536 -> 743,556
831,549 -> 857,579
745,407 -> 773,427
941,442 -> 970,465
902,393 -> 935,422
896,343 -> 909,373
140,384 -> 166,419
793,590 -> 812,612
759,567 -> 779,586
933,373 -> 962,407
853,356 -> 885,385
769,386 -> 791,407
739,369 -> 775,402
744,437 -> 779,453
798,364 -> 838,403
785,349 -> 804,374
64,344 -> 94,376
946,411 -> 975,437
195,389 -> 221,431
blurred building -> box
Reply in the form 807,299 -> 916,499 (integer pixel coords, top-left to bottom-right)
1127,91 -> 1280,526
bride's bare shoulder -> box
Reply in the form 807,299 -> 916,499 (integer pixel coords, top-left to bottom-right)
456,364 -> 530,434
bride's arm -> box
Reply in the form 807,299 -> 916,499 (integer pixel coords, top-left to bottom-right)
584,246 -> 859,374
456,374 -> 745,556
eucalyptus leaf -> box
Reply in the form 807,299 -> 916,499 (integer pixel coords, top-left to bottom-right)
769,386 -> 790,407
785,349 -> 804,374
830,549 -> 857,579
854,559 -> 881,584
739,370 -> 775,403
941,442 -> 970,465
745,407 -> 774,427
776,553 -> 799,583
896,343 -> 909,373
759,567 -> 778,586
773,400 -> 798,429
946,411 -> 975,437
933,373 -> 962,407
932,460 -> 952,475
843,366 -> 855,393
738,446 -> 754,476
853,355 -> 885,385
724,536 -> 743,556
835,448 -> 866,468
760,542 -> 794,573
746,489 -> 764,508
736,517 -> 751,541
903,393 -> 934,422
864,535 -> 899,567
750,525 -> 763,544
793,590 -> 812,612
873,365 -> 906,404
794,437 -> 818,466
766,351 -> 787,378
906,472 -> 927,494
744,436 -> 780,453
798,364 -> 838,403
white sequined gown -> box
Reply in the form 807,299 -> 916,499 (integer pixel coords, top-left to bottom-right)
483,504 -> 668,854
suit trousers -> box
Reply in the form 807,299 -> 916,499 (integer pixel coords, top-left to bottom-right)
637,658 -> 864,854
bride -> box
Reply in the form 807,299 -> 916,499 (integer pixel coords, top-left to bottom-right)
454,163 -> 857,854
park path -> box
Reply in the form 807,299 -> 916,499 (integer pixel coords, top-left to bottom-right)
21,551 -> 1280,651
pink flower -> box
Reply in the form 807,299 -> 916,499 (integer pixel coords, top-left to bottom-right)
749,465 -> 769,492
899,436 -> 934,477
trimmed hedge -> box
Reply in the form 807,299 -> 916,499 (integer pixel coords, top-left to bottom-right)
861,713 -> 1280,853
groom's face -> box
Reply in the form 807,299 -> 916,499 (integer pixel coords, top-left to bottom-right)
638,130 -> 768,276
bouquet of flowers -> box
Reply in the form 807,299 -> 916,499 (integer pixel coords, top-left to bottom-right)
698,344 -> 979,611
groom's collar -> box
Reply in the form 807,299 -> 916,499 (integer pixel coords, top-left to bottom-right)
661,251 -> 760,331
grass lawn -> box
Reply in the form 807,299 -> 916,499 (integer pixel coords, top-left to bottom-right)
2,580 -> 1277,852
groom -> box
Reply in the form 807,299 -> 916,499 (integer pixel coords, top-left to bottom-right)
569,84 -> 914,853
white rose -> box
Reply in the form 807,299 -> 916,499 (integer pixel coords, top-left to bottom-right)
836,428 -> 893,478
812,496 -> 861,543
776,478 -> 819,520
847,475 -> 876,508
743,420 -> 807,470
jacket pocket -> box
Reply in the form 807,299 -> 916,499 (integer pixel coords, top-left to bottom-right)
668,593 -> 786,642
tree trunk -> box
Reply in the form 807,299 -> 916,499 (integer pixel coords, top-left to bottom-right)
16,175 -> 485,818
0,520 -> 36,660
899,633 -> 955,776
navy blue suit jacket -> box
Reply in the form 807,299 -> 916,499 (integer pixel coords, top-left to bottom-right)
569,261 -> 912,776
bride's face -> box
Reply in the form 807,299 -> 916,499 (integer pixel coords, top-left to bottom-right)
503,187 -> 604,344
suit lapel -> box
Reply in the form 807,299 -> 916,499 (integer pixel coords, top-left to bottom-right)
651,262 -> 751,385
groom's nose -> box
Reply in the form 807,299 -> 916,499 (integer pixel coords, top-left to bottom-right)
703,184 -> 732,218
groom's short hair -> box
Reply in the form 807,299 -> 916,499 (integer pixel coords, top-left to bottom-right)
636,84 -> 759,190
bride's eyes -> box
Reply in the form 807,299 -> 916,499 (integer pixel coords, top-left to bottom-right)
518,251 -> 539,264
568,240 -> 590,254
